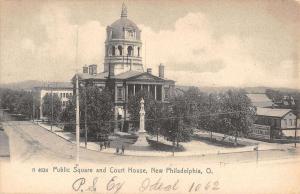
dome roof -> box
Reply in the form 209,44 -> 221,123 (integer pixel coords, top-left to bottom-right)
108,3 -> 141,40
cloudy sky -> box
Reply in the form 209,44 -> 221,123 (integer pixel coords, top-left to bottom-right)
0,0 -> 299,88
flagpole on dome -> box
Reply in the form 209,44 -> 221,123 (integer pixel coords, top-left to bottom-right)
121,2 -> 128,18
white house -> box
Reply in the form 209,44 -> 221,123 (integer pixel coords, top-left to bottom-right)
34,85 -> 73,120
255,107 -> 299,138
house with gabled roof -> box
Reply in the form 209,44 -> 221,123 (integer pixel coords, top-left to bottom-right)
246,93 -> 277,108
254,107 -> 299,139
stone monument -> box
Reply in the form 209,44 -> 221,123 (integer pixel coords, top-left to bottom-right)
132,98 -> 150,150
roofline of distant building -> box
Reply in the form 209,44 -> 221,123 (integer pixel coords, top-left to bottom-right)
34,86 -> 73,90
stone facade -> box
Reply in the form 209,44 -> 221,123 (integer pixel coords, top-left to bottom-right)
73,3 -> 175,133
104,3 -> 143,75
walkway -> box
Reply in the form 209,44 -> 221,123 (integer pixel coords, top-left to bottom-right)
0,130 -> 10,159
36,121 -> 296,157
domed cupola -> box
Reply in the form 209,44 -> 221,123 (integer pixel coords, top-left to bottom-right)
104,3 -> 143,76
107,3 -> 141,40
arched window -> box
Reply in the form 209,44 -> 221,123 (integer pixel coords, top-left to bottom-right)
118,45 -> 123,56
112,46 -> 116,56
127,46 -> 133,56
137,47 -> 140,57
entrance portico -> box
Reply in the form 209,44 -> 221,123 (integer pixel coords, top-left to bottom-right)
126,83 -> 163,101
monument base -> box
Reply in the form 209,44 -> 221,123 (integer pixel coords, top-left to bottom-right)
131,132 -> 151,151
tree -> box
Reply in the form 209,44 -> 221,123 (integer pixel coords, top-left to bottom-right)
42,93 -> 62,122
167,92 -> 194,146
60,96 -> 75,131
61,86 -> 114,138
127,90 -> 164,134
16,91 -> 38,119
266,89 -> 283,102
196,92 -> 221,140
160,87 -> 205,146
82,86 -> 114,138
218,89 -> 256,145
0,88 -> 38,120
0,89 -> 20,113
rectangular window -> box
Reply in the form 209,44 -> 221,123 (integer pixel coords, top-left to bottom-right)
290,119 -> 293,126
164,88 -> 169,99
284,119 -> 287,126
276,119 -> 280,127
117,87 -> 123,100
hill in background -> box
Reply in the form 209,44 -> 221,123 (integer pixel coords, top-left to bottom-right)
1,80 -> 299,94
176,85 -> 300,94
0,80 -> 72,91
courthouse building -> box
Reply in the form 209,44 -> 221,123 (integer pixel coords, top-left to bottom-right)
73,3 -> 175,132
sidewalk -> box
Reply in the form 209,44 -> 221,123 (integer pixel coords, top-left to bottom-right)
194,130 -> 296,150
35,121 -> 296,157
0,130 -> 10,158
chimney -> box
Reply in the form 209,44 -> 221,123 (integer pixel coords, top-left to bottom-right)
159,63 -> 164,78
147,68 -> 152,74
88,64 -> 97,75
82,65 -> 88,73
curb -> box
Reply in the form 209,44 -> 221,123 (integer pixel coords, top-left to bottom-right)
34,121 -> 74,144
33,121 -> 117,156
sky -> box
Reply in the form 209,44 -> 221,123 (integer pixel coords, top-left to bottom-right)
0,0 -> 299,89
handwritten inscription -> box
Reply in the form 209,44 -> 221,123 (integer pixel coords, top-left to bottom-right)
139,177 -> 179,192
71,176 -> 220,193
72,176 -> 124,194
188,181 -> 220,192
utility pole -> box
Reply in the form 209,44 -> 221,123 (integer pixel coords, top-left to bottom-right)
32,91 -> 35,121
75,26 -> 80,164
295,118 -> 298,148
254,143 -> 259,165
172,118 -> 175,157
51,86 -> 53,131
155,106 -> 158,142
76,74 -> 80,163
84,87 -> 88,148
209,95 -> 213,140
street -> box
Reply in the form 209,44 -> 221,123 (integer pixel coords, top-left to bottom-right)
2,121 -> 300,165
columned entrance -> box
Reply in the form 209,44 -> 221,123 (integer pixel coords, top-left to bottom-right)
126,83 -> 163,101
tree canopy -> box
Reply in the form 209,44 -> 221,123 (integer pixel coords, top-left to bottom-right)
0,88 -> 39,119
60,86 -> 114,138
42,93 -> 62,122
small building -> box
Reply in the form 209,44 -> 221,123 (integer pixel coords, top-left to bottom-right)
34,84 -> 73,120
252,107 -> 299,139
274,95 -> 296,109
246,93 -> 277,108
